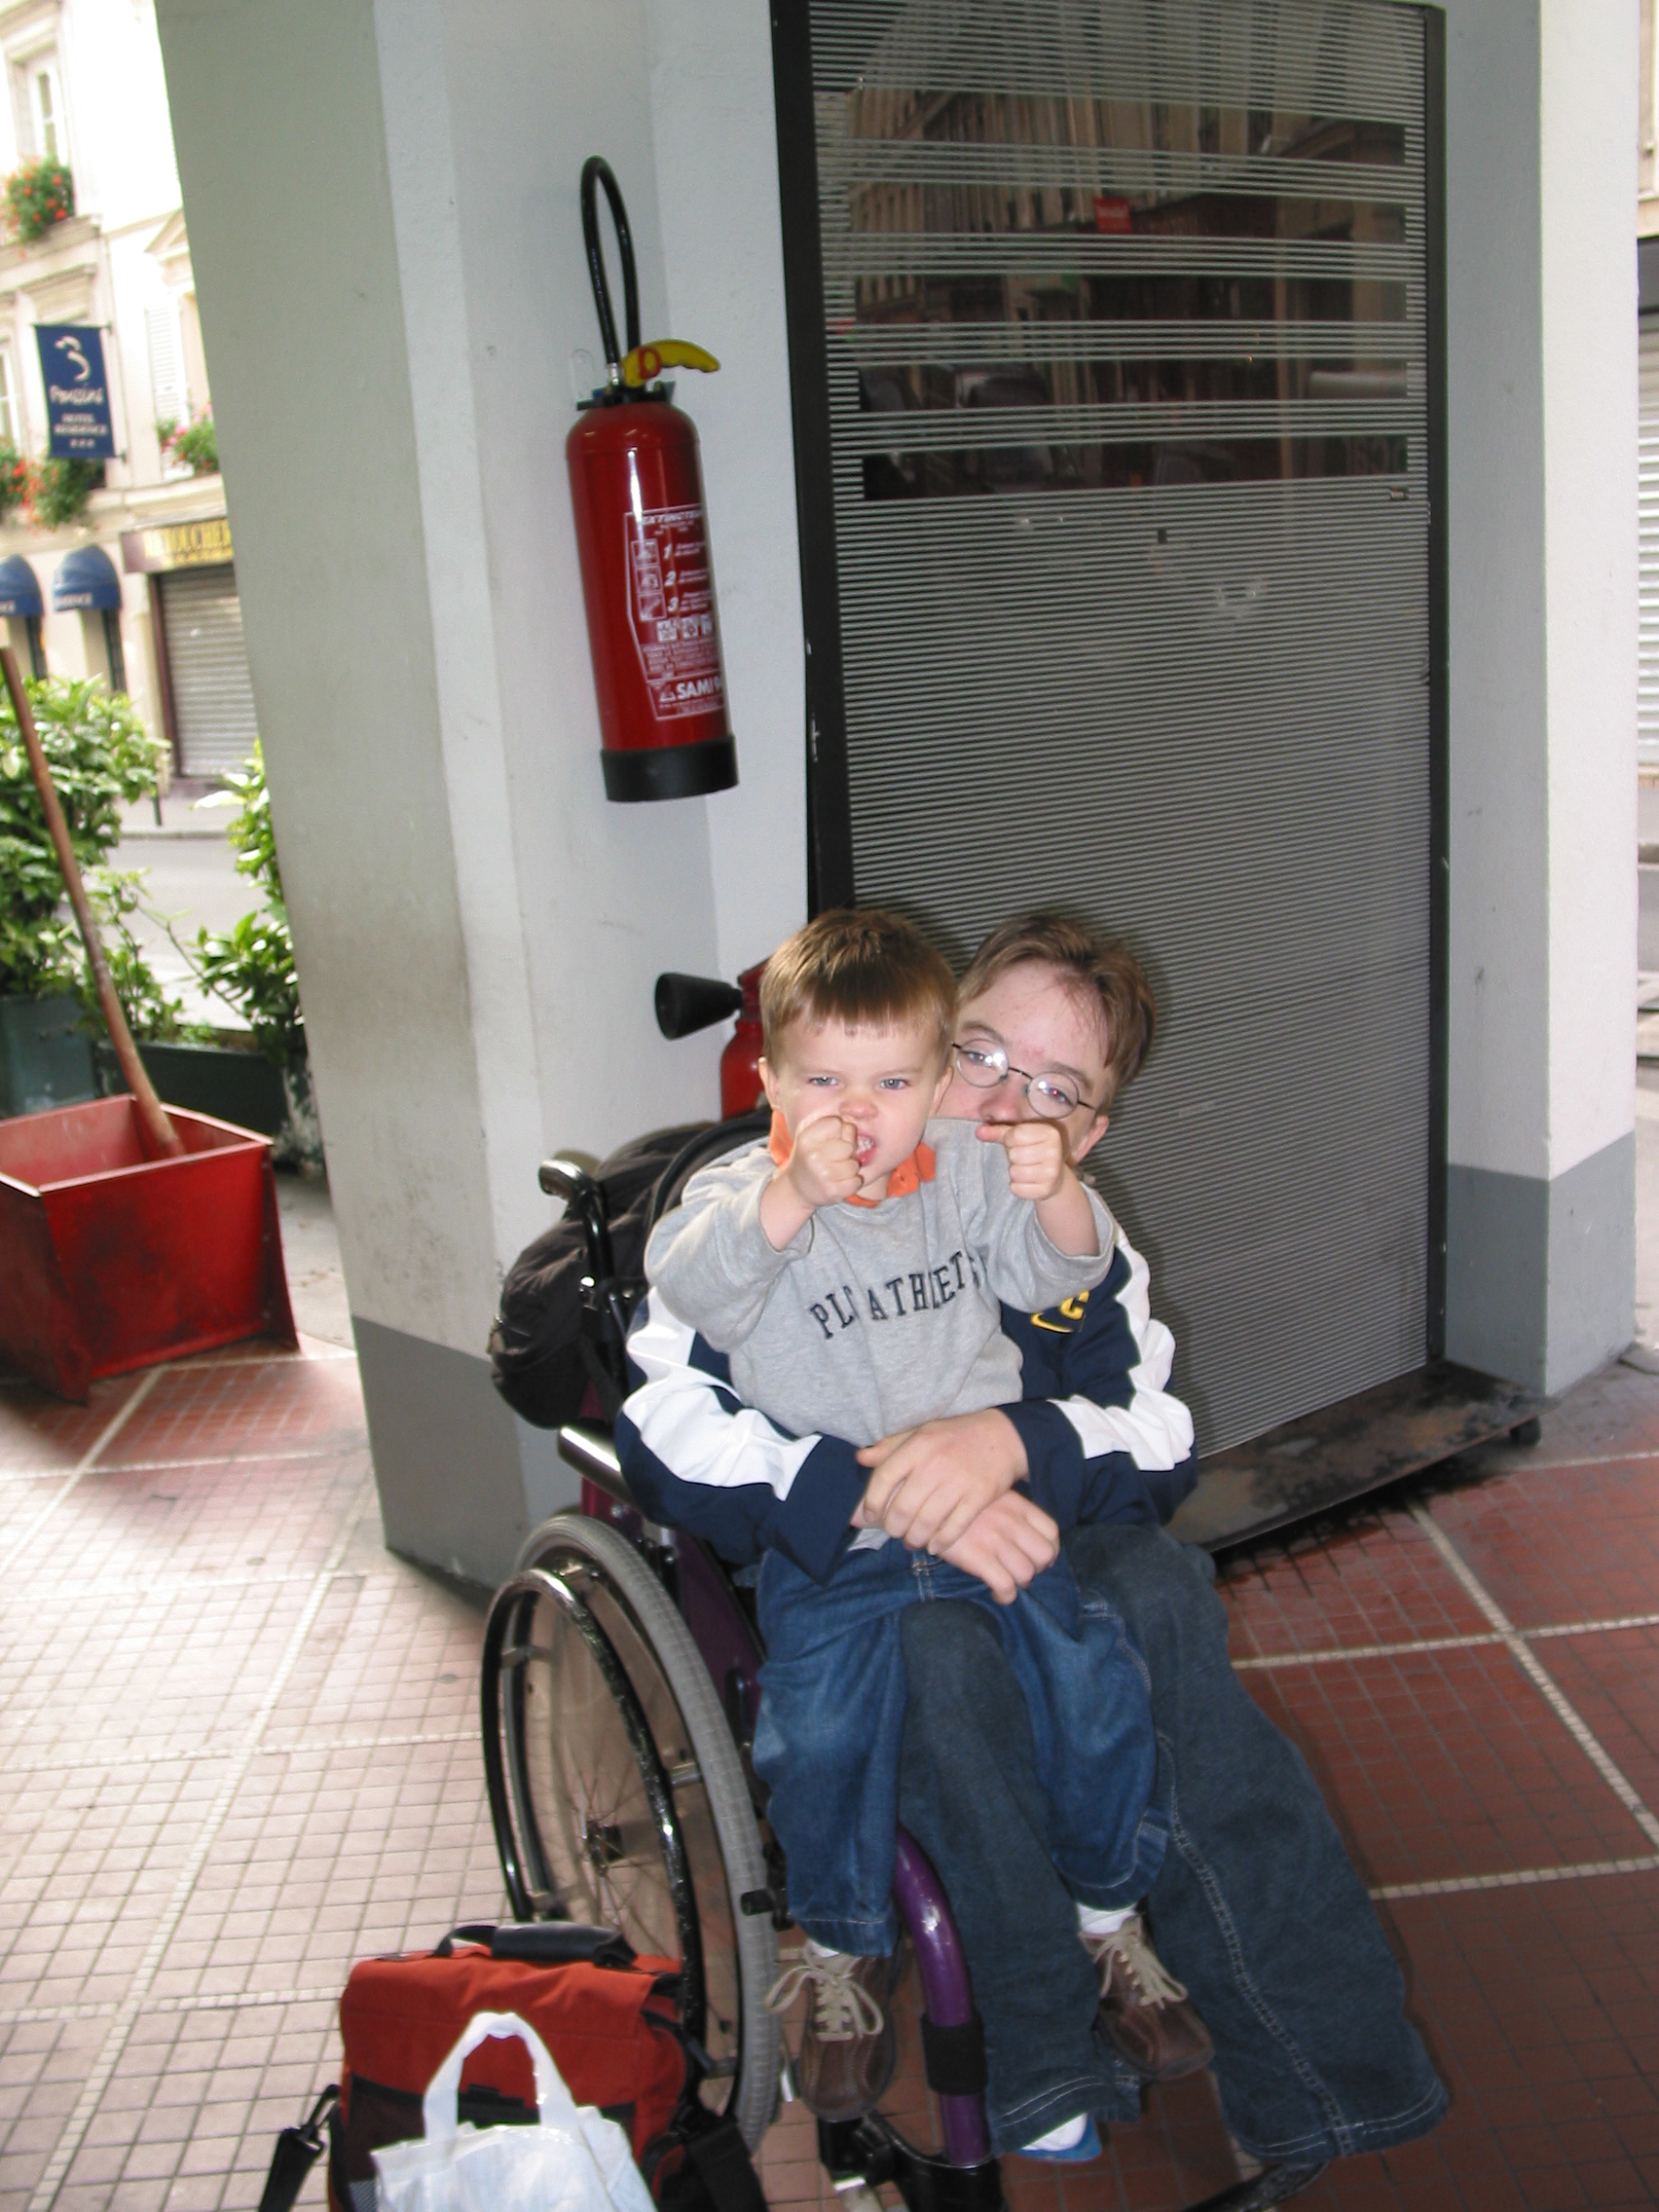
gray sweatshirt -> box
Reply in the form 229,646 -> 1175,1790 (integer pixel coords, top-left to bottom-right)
644,1117 -> 1116,1450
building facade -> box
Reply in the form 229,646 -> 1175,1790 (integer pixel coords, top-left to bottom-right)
0,0 -> 254,779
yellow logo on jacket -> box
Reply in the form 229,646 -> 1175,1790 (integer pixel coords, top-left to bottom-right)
1030,1290 -> 1090,1334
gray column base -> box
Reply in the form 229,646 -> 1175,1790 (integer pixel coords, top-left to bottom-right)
1445,1131 -> 1635,1394
352,1315 -> 580,1588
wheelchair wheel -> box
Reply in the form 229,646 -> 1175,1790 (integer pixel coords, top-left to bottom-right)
482,1512 -> 781,2151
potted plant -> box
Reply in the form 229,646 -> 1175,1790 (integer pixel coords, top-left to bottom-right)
157,409 -> 217,476
82,867 -> 287,1130
3,157 -> 73,244
0,441 -> 28,522
112,738 -> 322,1167
25,456 -> 100,531
0,676 -> 163,1115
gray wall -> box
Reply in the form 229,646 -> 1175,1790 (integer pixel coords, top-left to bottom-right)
156,0 -> 806,1580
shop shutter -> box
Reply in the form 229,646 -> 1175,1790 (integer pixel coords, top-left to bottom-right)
158,562 -> 260,777
789,0 -> 1435,1455
1641,318 -> 1659,765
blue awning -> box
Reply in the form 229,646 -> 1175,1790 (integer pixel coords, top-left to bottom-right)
53,545 -> 122,612
0,555 -> 42,618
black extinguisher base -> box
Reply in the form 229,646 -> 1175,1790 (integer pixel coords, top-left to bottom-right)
602,736 -> 738,803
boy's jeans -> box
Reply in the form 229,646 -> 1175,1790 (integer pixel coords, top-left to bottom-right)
755,1543 -> 1168,1956
896,1523 -> 1449,2161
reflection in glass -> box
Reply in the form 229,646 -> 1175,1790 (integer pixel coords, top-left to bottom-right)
825,83 -> 1417,496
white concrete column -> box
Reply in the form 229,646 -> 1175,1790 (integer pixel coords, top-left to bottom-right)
1441,0 -> 1637,1391
153,0 -> 804,1580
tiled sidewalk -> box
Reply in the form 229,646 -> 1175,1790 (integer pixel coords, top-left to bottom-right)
3,1336 -> 1659,2212
0,1346 -> 502,2212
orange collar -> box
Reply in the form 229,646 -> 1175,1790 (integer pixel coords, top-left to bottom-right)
767,1111 -> 935,1205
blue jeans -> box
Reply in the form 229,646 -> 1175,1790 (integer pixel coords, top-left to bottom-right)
755,1543 -> 1168,1955
896,1524 -> 1449,2161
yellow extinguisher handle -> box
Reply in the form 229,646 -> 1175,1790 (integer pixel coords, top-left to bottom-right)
621,340 -> 720,387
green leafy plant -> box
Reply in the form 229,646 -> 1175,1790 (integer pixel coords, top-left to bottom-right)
0,440 -> 27,522
190,907 -> 302,1064
178,746 -> 303,1065
171,742 -> 318,1167
0,676 -> 163,999
74,869 -> 211,1044
158,409 -> 217,476
3,157 -> 73,243
25,456 -> 99,530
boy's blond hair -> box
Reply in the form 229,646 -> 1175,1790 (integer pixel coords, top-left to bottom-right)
957,911 -> 1157,1104
760,908 -> 955,1065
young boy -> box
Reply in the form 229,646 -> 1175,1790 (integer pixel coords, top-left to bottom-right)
640,909 -> 1177,2146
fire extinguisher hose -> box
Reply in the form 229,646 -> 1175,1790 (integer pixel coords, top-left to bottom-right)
579,156 -> 641,383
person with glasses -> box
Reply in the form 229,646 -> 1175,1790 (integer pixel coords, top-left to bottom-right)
619,911 -> 1445,2191
638,908 -> 1198,2150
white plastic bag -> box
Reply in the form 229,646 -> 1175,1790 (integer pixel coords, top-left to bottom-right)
372,2009 -> 656,2212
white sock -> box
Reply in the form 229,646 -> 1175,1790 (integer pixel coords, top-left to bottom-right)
1076,1901 -> 1136,1938
804,1938 -> 843,1961
1023,2113 -> 1088,2153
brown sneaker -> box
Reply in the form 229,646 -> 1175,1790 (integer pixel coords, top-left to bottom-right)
764,1942 -> 898,2121
1084,1913 -> 1215,2083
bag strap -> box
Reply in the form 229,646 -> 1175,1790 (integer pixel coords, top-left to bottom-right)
256,2086 -> 338,2212
683,2120 -> 768,2212
436,1922 -> 638,1969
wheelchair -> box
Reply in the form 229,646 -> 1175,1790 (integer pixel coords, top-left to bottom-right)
479,1131 -> 1321,2212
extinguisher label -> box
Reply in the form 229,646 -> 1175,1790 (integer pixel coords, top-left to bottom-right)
626,503 -> 726,719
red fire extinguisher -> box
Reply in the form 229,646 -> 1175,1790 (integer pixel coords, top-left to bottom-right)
655,963 -> 768,1118
567,158 -> 739,805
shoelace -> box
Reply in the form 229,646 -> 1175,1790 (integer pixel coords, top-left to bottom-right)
1086,1915 -> 1190,2009
764,1947 -> 886,2043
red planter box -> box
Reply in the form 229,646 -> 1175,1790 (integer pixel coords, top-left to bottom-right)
0,1096 -> 297,1400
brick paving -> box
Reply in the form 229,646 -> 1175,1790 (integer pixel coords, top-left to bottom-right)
4,1323 -> 1659,2212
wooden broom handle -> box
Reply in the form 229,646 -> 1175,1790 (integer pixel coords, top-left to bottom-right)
2,646 -> 183,1158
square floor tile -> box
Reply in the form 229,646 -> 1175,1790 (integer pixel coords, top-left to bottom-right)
1242,1644 -> 1653,1889
1426,1463 -> 1659,1633
1220,1502 -> 1491,1662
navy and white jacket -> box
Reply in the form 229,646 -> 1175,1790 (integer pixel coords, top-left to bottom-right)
617,1162 -> 1198,1582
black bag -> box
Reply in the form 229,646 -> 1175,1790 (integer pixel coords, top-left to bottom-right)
489,1112 -> 770,1427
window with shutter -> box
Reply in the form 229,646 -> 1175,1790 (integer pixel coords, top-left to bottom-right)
146,305 -> 190,433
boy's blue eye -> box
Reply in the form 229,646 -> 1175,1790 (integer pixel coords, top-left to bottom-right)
878,1078 -> 909,1091
806,1074 -> 839,1088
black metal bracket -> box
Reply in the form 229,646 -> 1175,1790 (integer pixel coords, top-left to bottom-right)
816,2115 -> 1004,2212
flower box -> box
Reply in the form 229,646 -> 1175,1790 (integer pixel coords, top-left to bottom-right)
0,1095 -> 296,1400
92,1036 -> 286,1135
0,992 -> 95,1118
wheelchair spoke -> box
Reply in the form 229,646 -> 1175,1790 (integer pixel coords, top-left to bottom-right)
483,1524 -> 781,2151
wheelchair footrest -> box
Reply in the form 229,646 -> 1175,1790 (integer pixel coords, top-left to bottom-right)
817,2115 -> 1004,2212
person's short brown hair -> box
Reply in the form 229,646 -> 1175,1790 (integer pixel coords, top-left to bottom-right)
761,907 -> 955,1066
956,911 -> 1157,1104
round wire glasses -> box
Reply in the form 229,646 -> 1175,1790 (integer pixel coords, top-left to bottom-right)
950,1042 -> 1091,1121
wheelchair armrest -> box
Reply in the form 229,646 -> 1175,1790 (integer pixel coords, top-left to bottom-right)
557,1421 -> 638,1511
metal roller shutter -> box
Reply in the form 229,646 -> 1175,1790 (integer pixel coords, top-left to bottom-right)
159,562 -> 259,776
1641,318 -> 1659,765
786,0 -> 1436,1455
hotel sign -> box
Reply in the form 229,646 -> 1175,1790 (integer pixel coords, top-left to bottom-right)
119,517 -> 233,573
35,324 -> 116,459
